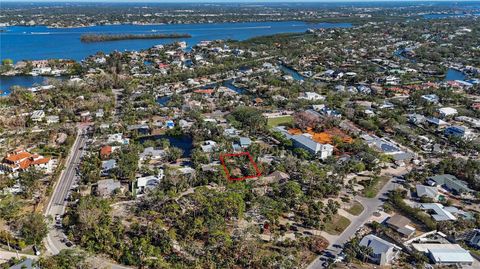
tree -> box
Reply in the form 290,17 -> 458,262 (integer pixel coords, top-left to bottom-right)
38,249 -> 89,269
17,168 -> 44,198
166,147 -> 183,163
17,213 -> 48,245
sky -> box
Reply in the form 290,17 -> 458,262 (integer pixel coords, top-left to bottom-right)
1,0 -> 473,2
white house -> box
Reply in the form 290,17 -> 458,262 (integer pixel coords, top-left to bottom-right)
360,234 -> 401,265
30,110 -> 45,122
438,107 -> 458,118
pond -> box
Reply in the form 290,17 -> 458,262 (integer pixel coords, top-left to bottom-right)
445,68 -> 467,81
279,64 -> 305,81
138,135 -> 193,157
156,95 -> 171,106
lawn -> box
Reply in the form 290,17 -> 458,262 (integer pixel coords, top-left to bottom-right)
345,201 -> 364,216
267,115 -> 293,128
362,176 -> 390,198
324,215 -> 351,235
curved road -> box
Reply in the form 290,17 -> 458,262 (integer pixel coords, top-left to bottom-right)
307,167 -> 408,269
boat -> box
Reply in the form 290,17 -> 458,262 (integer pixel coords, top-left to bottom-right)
31,32 -> 50,35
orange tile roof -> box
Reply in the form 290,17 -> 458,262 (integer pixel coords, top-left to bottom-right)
100,146 -> 112,156
5,151 -> 32,162
194,89 -> 214,94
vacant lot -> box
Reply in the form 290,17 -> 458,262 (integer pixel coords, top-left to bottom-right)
346,201 -> 364,216
324,215 -> 351,235
267,115 -> 293,127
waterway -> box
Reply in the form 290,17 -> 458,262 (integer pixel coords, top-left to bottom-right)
138,135 -> 193,157
0,21 -> 352,62
279,64 -> 305,81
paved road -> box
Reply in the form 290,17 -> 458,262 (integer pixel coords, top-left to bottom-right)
307,167 -> 408,269
44,126 -> 87,255
0,249 -> 38,262
42,126 -> 133,269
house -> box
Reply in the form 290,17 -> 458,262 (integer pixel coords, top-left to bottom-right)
359,234 -> 401,265
412,243 -> 473,266
438,107 -> 458,118
140,147 -> 166,161
100,146 -> 113,159
101,159 -> 117,176
427,174 -> 473,195
127,124 -> 150,135
0,149 -> 52,173
136,173 -> 163,197
46,115 -> 60,124
96,179 -> 121,197
239,137 -> 252,148
467,229 -> 480,249
201,140 -> 217,153
291,134 -> 333,159
416,184 -> 439,200
107,133 -> 129,145
421,94 -> 439,104
444,125 -> 475,140
419,203 -> 457,221
30,110 -> 45,122
386,214 -> 416,237
298,92 -> 325,101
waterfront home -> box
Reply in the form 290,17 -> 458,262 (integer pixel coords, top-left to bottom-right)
140,147 -> 166,162
359,234 -> 401,265
201,140 -> 217,153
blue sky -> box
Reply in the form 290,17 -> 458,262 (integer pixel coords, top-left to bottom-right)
1,0 -> 471,2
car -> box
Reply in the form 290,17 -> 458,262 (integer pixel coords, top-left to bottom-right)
322,262 -> 329,267
33,245 -> 41,256
303,230 -> 313,235
332,244 -> 343,248
65,241 -> 73,247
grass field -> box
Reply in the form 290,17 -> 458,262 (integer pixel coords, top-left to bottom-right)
345,201 -> 364,216
362,176 -> 390,198
324,215 -> 351,235
267,115 -> 293,128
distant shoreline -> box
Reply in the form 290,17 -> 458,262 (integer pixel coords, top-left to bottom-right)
80,33 -> 191,43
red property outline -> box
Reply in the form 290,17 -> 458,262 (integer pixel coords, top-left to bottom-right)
219,152 -> 262,181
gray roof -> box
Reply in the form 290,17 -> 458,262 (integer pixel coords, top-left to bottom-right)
428,248 -> 473,264
416,184 -> 438,199
419,203 -> 457,221
101,159 -> 117,171
239,137 -> 252,146
292,134 -> 319,152
429,174 -> 473,194
360,234 -> 399,256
